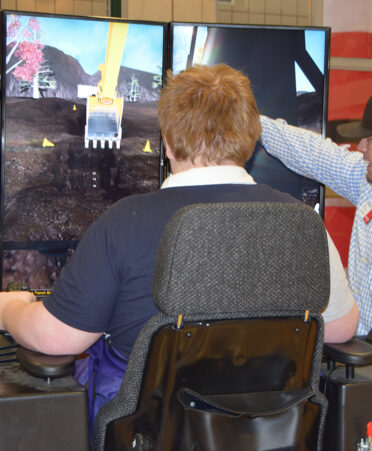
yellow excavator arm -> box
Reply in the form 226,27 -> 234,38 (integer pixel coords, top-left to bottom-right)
85,22 -> 129,149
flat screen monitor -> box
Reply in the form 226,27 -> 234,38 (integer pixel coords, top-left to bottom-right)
170,23 -> 330,215
1,11 -> 166,289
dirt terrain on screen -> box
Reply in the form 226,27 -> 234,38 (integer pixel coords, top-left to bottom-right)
3,97 -> 161,242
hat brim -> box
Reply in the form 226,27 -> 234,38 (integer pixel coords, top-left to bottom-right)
336,120 -> 372,140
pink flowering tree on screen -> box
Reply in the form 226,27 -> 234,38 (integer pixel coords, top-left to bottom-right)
6,15 -> 45,98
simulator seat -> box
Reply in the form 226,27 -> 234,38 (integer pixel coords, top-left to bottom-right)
92,202 -> 330,451
321,332 -> 372,450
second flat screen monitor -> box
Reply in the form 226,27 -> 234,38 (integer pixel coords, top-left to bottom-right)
170,23 -> 330,213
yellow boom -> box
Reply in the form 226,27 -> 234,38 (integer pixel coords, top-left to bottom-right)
85,22 -> 129,149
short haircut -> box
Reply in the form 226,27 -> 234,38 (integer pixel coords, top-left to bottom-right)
158,64 -> 262,166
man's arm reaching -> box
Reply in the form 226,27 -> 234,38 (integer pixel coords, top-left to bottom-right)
0,291 -> 102,355
260,115 -> 365,205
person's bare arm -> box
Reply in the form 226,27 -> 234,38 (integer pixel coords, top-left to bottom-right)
324,300 -> 359,343
322,235 -> 359,343
0,291 -> 102,355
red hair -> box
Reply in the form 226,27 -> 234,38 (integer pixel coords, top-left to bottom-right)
158,64 -> 262,166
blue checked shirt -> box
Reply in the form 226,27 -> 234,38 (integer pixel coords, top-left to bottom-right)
261,115 -> 372,336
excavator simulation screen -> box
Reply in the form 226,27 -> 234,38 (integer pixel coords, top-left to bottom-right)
2,13 -> 165,245
1,12 -> 165,290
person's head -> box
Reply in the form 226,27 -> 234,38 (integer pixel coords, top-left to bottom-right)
357,136 -> 372,183
158,64 -> 262,169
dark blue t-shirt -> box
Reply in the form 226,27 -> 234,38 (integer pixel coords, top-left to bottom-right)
44,184 -> 297,358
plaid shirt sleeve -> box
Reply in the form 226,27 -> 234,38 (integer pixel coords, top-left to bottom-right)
260,115 -> 366,206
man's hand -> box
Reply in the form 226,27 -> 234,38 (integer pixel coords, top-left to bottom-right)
356,136 -> 372,152
0,291 -> 36,330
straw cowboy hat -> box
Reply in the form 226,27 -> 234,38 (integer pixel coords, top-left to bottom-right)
336,96 -> 372,140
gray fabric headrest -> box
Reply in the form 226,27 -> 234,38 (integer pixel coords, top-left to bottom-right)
153,202 -> 330,315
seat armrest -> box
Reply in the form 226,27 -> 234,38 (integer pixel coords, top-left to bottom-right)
16,346 -> 75,379
324,338 -> 372,367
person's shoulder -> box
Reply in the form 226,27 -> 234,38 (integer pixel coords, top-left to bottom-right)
250,183 -> 300,203
106,189 -> 163,212
85,190 -> 167,243
99,188 -> 184,224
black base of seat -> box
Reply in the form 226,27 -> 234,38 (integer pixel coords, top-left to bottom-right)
320,365 -> 372,451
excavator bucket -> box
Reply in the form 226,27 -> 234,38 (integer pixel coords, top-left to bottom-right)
85,96 -> 123,149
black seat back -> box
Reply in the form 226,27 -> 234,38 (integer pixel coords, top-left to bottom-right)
93,202 -> 330,451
